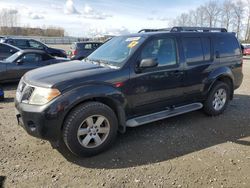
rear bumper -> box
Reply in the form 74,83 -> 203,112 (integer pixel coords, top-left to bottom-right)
15,99 -> 63,141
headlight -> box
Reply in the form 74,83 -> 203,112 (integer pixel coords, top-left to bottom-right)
29,87 -> 61,105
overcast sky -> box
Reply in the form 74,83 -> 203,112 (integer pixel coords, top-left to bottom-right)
0,0 -> 227,37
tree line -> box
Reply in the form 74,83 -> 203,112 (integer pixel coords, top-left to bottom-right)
0,9 -> 65,37
172,0 -> 250,42
0,26 -> 65,37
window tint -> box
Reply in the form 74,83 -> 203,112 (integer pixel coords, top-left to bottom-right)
183,38 -> 203,63
141,38 -> 177,67
216,36 -> 240,57
92,43 -> 101,49
29,40 -> 44,50
84,44 -> 92,49
15,40 -> 29,48
21,53 -> 42,64
0,44 -> 11,53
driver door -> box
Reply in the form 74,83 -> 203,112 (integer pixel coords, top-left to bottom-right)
128,36 -> 185,115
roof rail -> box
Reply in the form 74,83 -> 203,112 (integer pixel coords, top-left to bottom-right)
171,27 -> 227,32
138,27 -> 227,33
138,28 -> 171,33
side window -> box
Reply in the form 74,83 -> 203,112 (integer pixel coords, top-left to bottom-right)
92,43 -> 99,49
15,40 -> 29,48
84,44 -> 92,50
216,36 -> 241,57
0,44 -> 11,53
29,40 -> 44,50
183,37 -> 203,63
7,40 -> 14,45
141,38 -> 177,67
20,53 -> 42,64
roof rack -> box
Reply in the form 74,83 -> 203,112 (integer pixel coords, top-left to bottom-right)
171,27 -> 227,32
138,27 -> 227,33
138,28 -> 171,33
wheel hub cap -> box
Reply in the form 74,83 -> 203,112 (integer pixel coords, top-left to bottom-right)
77,115 -> 110,148
212,88 -> 227,111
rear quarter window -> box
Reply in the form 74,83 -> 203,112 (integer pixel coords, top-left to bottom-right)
216,35 -> 241,57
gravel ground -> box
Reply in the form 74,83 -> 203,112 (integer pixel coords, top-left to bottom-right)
0,59 -> 250,188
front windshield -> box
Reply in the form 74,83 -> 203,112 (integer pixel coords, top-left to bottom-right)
4,51 -> 22,62
87,36 -> 145,68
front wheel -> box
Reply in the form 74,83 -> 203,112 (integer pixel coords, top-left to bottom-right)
63,102 -> 118,157
203,81 -> 230,116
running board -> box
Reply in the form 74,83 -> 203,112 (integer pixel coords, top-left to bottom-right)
126,103 -> 203,127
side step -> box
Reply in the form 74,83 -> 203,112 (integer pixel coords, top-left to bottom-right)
126,103 -> 203,127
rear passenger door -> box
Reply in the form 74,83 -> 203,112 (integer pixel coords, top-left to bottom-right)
182,36 -> 213,100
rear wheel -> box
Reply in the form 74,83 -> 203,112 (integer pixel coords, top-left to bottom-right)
63,102 -> 118,157
203,81 -> 230,116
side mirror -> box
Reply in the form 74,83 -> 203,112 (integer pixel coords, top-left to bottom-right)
16,59 -> 24,65
139,58 -> 158,69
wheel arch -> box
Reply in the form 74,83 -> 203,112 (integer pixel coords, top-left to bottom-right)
208,75 -> 234,100
60,85 -> 127,134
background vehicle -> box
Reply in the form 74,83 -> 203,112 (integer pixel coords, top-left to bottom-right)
15,27 -> 243,157
243,44 -> 250,56
0,43 -> 20,60
1,38 -> 67,58
0,49 -> 69,83
70,42 -> 103,60
0,86 -> 4,101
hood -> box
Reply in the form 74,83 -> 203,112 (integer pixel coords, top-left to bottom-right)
23,60 -> 113,89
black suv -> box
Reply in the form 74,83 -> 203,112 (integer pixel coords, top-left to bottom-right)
15,27 -> 243,157
2,38 -> 67,58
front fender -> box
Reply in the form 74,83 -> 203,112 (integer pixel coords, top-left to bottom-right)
46,84 -> 127,133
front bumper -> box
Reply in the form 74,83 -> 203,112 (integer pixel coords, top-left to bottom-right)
15,100 -> 63,141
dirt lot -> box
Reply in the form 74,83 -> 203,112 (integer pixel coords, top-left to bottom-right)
0,59 -> 250,188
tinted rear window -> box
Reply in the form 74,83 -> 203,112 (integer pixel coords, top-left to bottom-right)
183,37 -> 203,63
216,35 -> 240,57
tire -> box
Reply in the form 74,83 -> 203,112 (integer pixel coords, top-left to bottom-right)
203,81 -> 230,116
63,102 -> 118,157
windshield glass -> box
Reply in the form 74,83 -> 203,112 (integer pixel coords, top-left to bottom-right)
5,51 -> 22,62
87,36 -> 145,68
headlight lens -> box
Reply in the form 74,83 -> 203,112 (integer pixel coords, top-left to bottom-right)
29,87 -> 61,105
